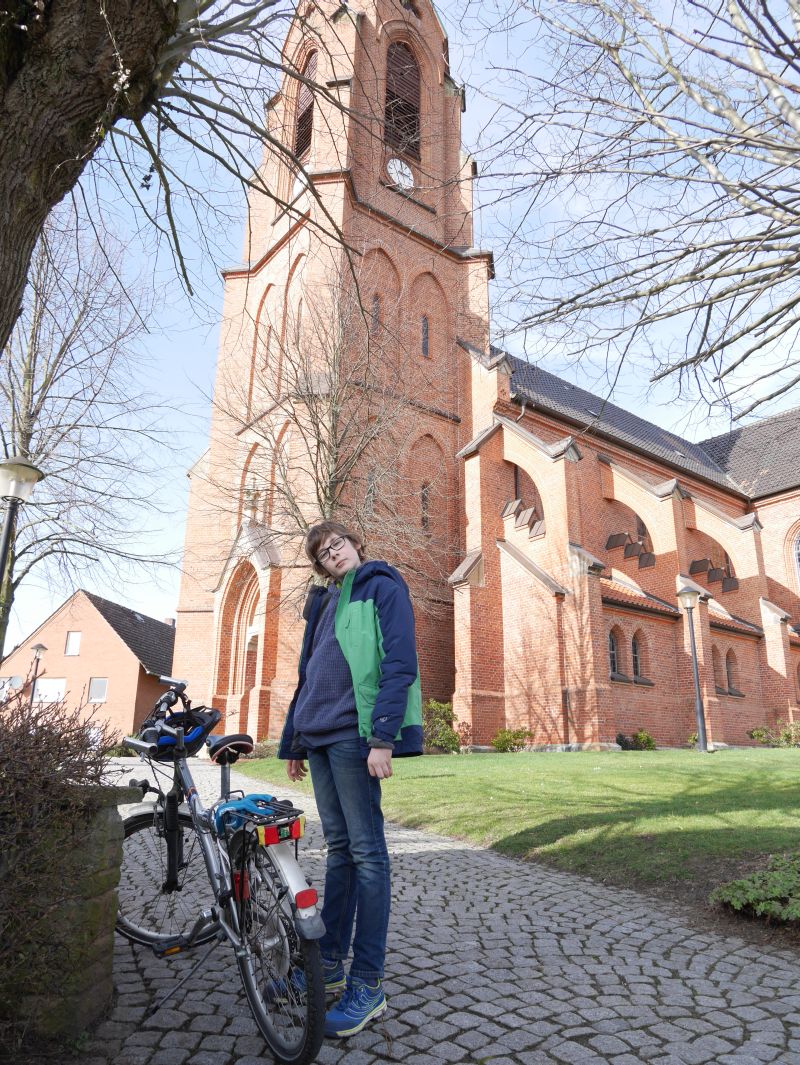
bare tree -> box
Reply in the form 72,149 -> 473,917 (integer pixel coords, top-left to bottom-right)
0,0 -> 361,356
0,206 -> 168,658
459,0 -> 800,416
210,251 -> 457,604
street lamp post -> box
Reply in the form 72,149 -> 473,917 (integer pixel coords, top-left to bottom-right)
677,586 -> 712,753
30,642 -> 47,705
0,456 -> 45,656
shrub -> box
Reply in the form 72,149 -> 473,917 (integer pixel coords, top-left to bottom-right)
241,740 -> 278,759
617,730 -> 656,751
422,699 -> 460,753
0,687 -> 114,1051
711,853 -> 800,923
774,722 -> 800,748
491,727 -> 533,753
455,719 -> 473,749
631,729 -> 656,751
686,732 -> 698,748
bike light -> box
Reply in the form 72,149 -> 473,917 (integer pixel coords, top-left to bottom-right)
294,888 -> 318,909
257,816 -> 305,846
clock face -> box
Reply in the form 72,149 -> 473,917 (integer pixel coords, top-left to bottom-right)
387,157 -> 414,190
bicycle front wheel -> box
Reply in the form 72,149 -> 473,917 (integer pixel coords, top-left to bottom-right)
230,837 -> 324,1065
116,809 -> 217,947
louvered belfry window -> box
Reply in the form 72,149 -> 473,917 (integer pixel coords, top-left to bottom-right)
295,52 -> 317,159
385,42 -> 421,158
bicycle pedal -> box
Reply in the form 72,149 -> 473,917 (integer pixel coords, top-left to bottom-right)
152,937 -> 186,958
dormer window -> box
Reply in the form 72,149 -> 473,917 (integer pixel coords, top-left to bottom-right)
385,42 -> 420,159
295,52 -> 317,160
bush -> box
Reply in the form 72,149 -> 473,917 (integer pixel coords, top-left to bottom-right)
241,740 -> 278,760
0,688 -> 114,1051
686,732 -> 698,748
617,729 -> 656,751
747,726 -> 773,745
711,853 -> 800,923
774,722 -> 800,748
491,727 -> 533,753
422,699 -> 460,753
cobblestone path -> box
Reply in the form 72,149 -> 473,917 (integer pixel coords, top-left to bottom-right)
79,760 -> 800,1065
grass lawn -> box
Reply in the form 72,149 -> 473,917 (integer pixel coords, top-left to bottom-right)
238,748 -> 800,898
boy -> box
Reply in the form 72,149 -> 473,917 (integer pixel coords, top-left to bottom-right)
278,520 -> 422,1037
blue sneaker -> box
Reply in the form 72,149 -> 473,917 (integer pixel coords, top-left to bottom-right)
324,977 -> 387,1037
267,957 -> 345,1001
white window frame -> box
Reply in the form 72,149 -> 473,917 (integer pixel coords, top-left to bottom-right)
64,631 -> 81,656
32,677 -> 66,704
88,677 -> 108,703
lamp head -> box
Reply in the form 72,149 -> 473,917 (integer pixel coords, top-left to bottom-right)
677,586 -> 700,611
0,456 -> 44,503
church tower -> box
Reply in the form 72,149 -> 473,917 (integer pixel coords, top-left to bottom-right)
173,0 -> 493,737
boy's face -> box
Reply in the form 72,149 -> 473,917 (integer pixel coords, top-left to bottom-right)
318,533 -> 362,579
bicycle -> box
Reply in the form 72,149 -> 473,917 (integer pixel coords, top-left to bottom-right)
116,678 -> 325,1065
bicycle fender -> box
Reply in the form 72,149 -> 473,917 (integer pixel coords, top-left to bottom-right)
294,911 -> 325,940
119,801 -> 192,820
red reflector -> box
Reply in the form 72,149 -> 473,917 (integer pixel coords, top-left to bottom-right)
257,824 -> 280,845
295,888 -> 318,909
233,870 -> 250,900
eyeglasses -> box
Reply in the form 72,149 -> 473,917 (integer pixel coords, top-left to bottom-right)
316,535 -> 347,565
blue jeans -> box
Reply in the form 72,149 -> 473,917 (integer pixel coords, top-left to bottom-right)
307,738 -> 391,982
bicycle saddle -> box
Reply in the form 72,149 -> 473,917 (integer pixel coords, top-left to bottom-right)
207,733 -> 254,765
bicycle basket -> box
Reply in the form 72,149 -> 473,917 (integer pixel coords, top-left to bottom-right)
141,707 -> 221,760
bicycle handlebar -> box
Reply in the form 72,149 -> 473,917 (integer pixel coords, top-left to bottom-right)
122,735 -> 159,758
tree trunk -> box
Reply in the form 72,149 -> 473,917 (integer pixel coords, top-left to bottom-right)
0,0 -> 178,352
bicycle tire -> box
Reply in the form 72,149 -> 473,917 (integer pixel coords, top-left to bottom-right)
116,809 -> 217,947
230,836 -> 325,1065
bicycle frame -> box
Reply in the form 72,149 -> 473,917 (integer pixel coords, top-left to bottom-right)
125,728 -> 324,955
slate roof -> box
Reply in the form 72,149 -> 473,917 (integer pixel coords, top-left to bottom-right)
500,352 -> 745,494
698,407 -> 800,500
84,591 -> 175,677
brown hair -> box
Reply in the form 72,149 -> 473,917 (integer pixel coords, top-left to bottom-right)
305,520 -> 366,578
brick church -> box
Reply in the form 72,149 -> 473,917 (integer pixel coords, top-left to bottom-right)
174,0 -> 800,749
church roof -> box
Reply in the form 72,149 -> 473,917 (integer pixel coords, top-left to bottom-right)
698,407 -> 800,500
500,351 -> 800,501
83,591 -> 175,677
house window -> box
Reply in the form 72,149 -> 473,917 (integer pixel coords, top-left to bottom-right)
385,42 -> 421,159
712,645 -> 724,691
631,636 -> 641,679
421,315 -> 429,357
608,631 -> 619,675
726,650 -> 740,694
64,631 -> 81,656
32,677 -> 66,704
421,480 -> 430,530
294,52 -> 317,159
88,677 -> 108,703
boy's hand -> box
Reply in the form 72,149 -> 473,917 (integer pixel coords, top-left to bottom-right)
287,758 -> 307,782
367,747 -> 393,779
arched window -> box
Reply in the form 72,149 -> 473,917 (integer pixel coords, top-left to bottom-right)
631,636 -> 641,679
712,645 -> 724,691
608,630 -> 619,676
370,294 -> 381,335
262,325 -> 272,370
385,42 -> 421,158
294,52 -> 317,159
421,480 -> 430,530
795,534 -> 800,588
421,315 -> 429,357
295,299 -> 303,347
726,650 -> 741,694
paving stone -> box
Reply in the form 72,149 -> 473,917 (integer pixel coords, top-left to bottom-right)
77,763 -> 800,1065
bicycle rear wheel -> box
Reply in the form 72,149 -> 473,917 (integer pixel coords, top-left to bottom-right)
116,809 -> 217,947
230,837 -> 324,1065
